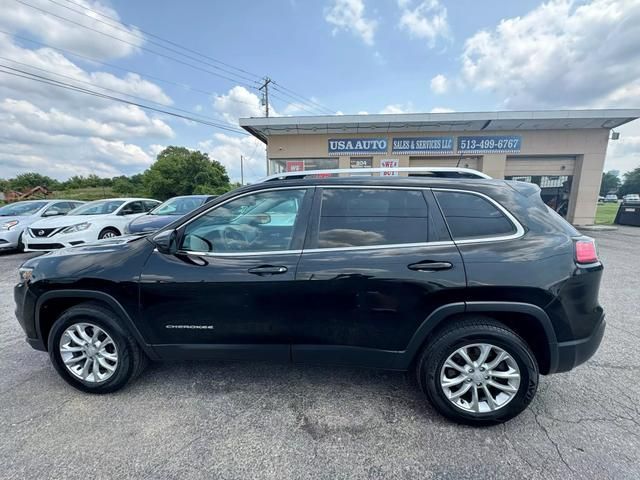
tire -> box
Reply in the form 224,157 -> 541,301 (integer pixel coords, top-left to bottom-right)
416,317 -> 538,426
98,228 -> 120,240
16,232 -> 25,252
47,302 -> 147,393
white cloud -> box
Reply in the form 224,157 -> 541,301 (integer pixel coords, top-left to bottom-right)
0,0 -> 144,60
212,86 -> 272,125
198,134 -> 266,183
460,0 -> 640,109
430,74 -> 448,94
398,0 -> 450,48
325,0 -> 378,46
429,107 -> 454,113
606,122 -> 640,174
379,103 -> 416,114
0,10 -> 179,180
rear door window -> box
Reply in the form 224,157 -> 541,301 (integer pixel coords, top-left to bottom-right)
315,188 -> 429,248
434,190 -> 517,240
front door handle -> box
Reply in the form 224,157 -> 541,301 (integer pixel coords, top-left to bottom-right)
407,261 -> 453,272
248,265 -> 288,276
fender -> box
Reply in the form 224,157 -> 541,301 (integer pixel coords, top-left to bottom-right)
466,301 -> 559,373
395,301 -> 559,372
35,289 -> 159,360
395,302 -> 465,369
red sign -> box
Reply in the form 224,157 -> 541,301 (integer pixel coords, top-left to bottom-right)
286,161 -> 304,172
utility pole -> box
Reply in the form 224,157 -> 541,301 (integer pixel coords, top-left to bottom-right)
259,77 -> 272,117
259,76 -> 272,175
240,155 -> 244,186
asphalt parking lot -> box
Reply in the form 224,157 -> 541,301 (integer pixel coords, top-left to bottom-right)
1,228 -> 639,480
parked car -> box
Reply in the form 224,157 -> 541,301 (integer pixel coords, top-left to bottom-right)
0,200 -> 85,252
597,195 -> 605,203
622,194 -> 640,204
126,195 -> 217,234
14,170 -> 605,425
604,194 -> 618,203
24,198 -> 161,251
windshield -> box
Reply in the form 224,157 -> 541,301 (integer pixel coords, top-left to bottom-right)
0,201 -> 47,216
68,200 -> 125,216
150,196 -> 206,216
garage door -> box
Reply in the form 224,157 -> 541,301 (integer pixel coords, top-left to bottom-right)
505,156 -> 575,176
409,156 -> 480,170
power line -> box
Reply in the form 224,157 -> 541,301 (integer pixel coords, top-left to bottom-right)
55,0 -> 261,80
14,0 -> 261,91
0,55 -> 241,125
0,30 -> 260,109
272,83 -> 335,114
9,1 -> 337,117
50,0 -> 333,115
44,0 -> 261,85
0,64 -> 247,134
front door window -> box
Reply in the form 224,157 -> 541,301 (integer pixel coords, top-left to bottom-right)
180,189 -> 308,253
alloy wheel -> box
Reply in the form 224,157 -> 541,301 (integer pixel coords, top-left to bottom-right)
59,322 -> 118,383
440,343 -> 521,413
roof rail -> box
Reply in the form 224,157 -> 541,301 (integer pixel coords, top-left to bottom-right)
260,167 -> 492,182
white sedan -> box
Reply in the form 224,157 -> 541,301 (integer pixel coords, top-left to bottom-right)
25,198 -> 161,251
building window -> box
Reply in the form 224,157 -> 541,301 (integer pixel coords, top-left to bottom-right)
269,158 -> 339,175
435,191 -> 516,240
315,188 -> 429,248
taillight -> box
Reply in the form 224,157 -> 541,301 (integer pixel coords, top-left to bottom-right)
575,238 -> 598,264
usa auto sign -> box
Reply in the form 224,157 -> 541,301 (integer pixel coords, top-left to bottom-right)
328,138 -> 388,155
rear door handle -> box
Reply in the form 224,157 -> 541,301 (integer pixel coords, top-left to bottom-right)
248,265 -> 288,276
407,261 -> 453,272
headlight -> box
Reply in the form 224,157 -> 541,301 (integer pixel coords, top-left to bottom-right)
61,222 -> 92,234
18,266 -> 33,283
1,220 -> 19,231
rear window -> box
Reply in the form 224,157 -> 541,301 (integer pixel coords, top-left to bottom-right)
435,191 -> 516,240
317,188 -> 429,248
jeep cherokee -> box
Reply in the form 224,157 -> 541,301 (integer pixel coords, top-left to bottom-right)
14,170 -> 605,425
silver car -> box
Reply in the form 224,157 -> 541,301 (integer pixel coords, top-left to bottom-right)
0,200 -> 85,252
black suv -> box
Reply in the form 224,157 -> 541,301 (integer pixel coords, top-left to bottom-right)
14,174 -> 605,425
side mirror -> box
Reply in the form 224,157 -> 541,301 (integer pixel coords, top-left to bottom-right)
152,229 -> 178,254
42,210 -> 63,217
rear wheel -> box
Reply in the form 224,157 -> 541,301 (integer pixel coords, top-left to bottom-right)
99,228 -> 119,239
48,303 -> 147,393
416,318 -> 538,425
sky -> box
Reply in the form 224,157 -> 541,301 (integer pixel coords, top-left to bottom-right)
0,0 -> 639,184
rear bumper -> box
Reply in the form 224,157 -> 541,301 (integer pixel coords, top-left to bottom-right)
552,314 -> 606,373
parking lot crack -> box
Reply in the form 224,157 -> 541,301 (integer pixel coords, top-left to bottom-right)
533,412 -> 576,474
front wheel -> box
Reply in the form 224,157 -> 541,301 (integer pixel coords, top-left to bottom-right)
99,228 -> 120,239
416,318 -> 538,425
48,303 -> 147,393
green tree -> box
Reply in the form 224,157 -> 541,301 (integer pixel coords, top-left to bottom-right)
619,167 -> 640,196
143,146 -> 230,200
599,170 -> 621,196
9,172 -> 59,191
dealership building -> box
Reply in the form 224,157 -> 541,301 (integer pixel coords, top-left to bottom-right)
240,109 -> 640,225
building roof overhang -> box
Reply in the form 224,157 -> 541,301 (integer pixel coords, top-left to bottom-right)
239,109 -> 640,144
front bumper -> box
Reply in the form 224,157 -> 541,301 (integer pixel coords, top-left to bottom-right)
0,229 -> 21,250
24,231 -> 90,251
14,280 -> 45,351
553,314 -> 606,373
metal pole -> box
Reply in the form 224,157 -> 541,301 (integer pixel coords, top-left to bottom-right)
240,155 -> 244,186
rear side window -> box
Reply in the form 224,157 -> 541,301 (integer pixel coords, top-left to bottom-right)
317,188 -> 428,248
435,191 -> 516,240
